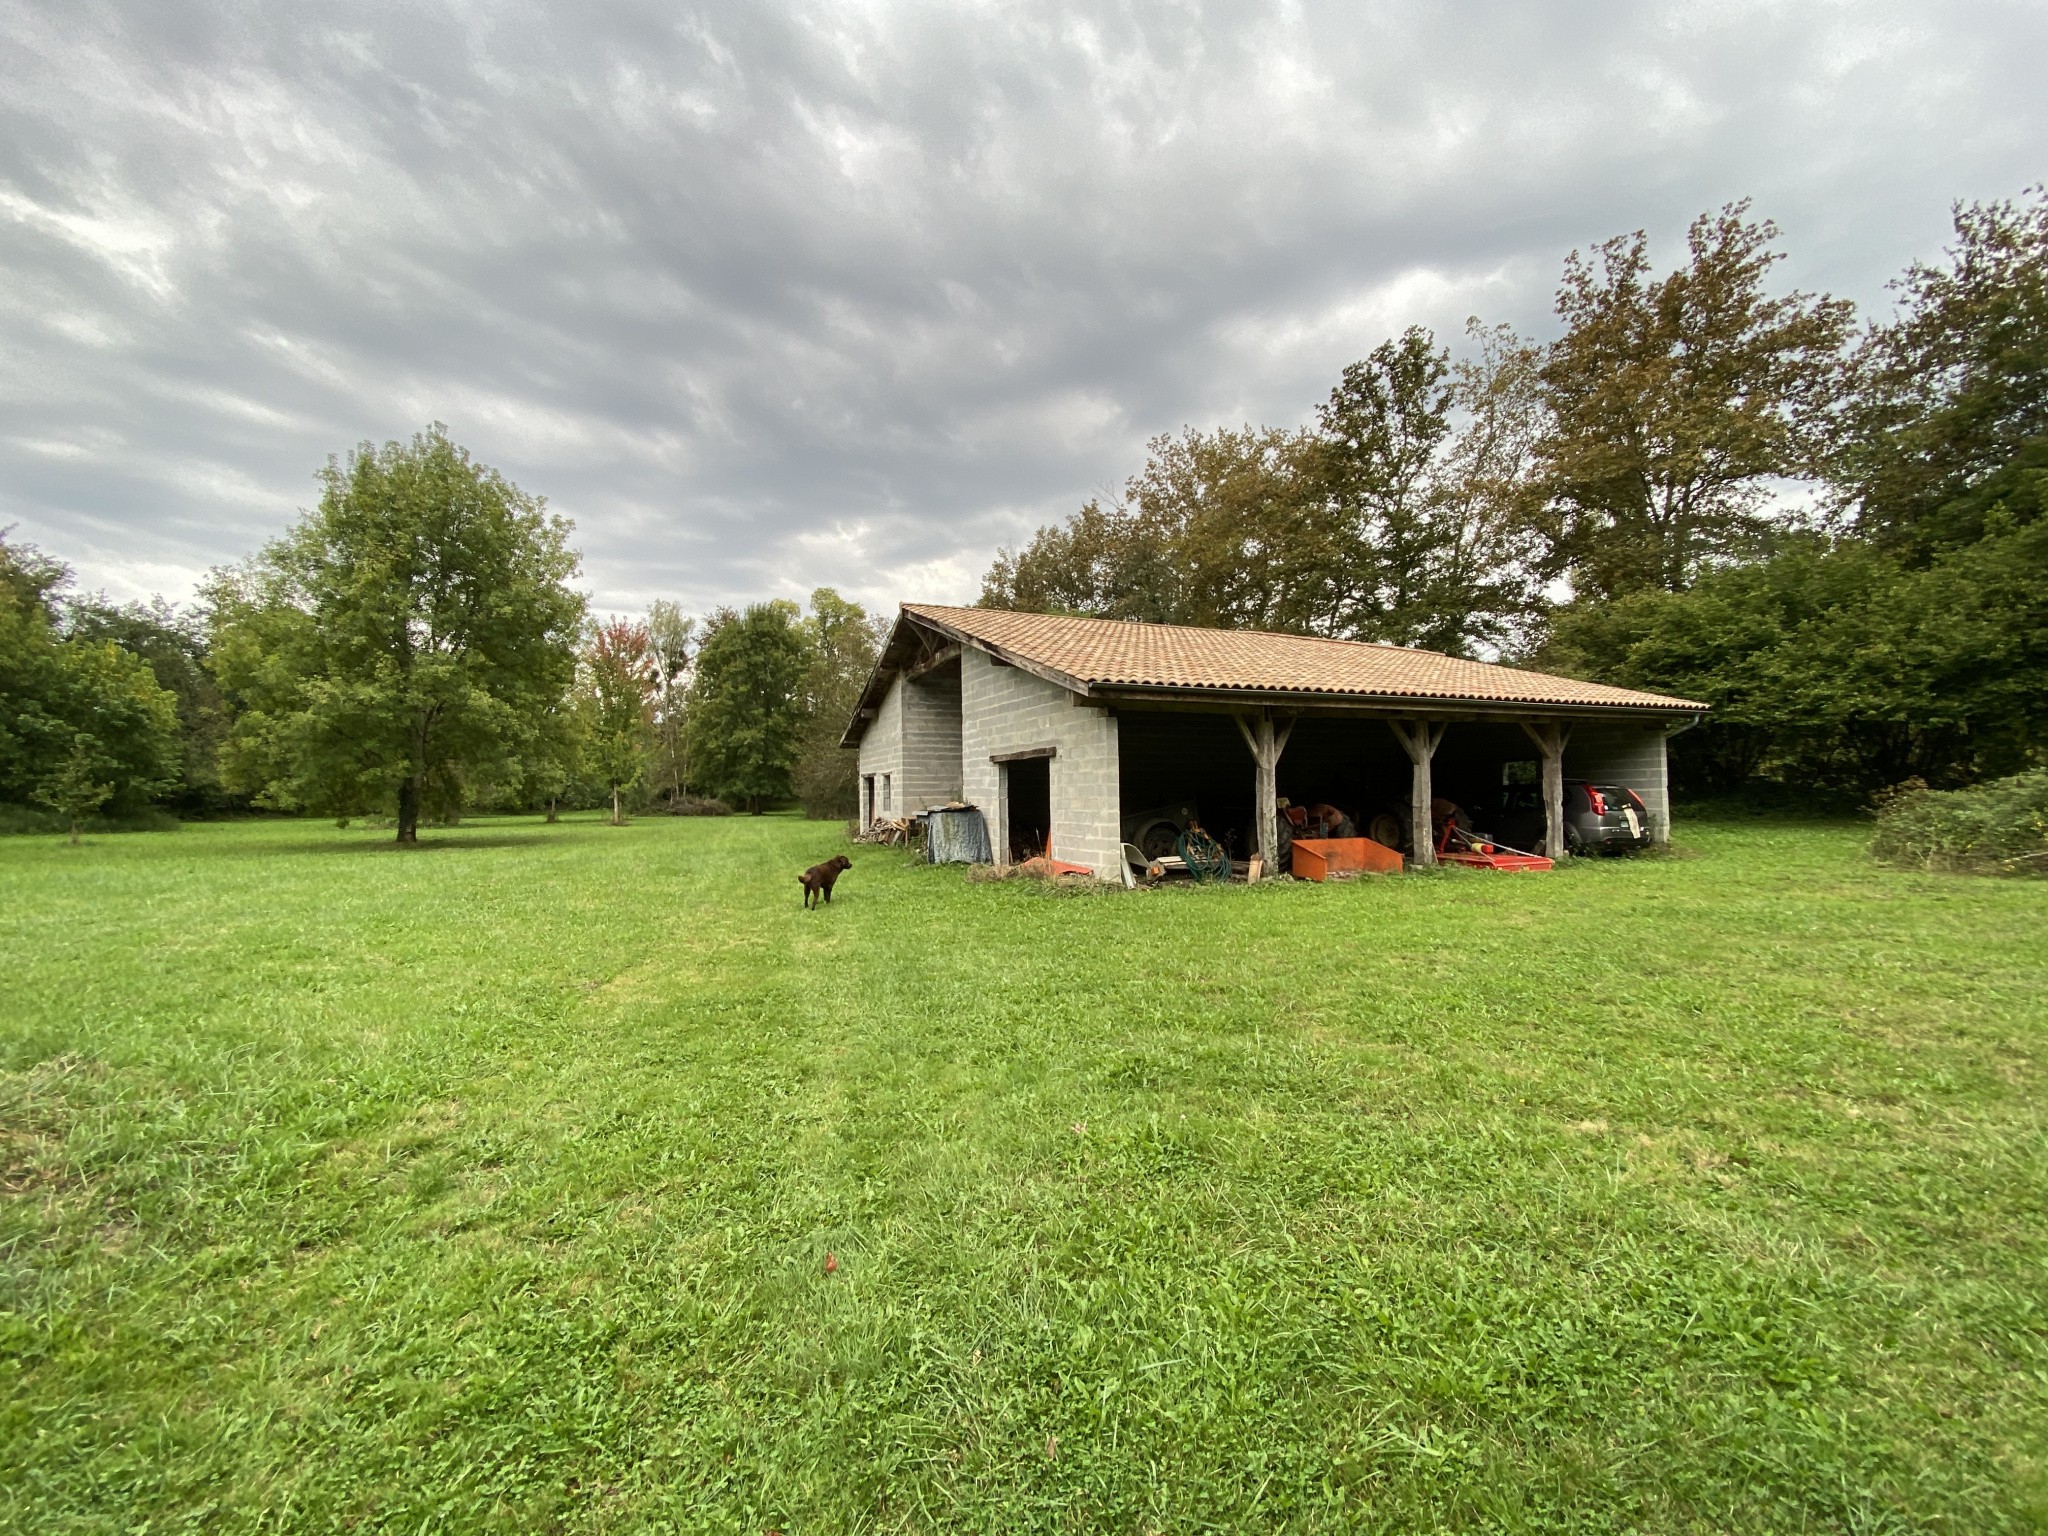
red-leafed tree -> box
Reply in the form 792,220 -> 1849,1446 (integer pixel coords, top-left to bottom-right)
580,617 -> 657,825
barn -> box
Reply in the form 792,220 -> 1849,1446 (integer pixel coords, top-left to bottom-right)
841,604 -> 1707,880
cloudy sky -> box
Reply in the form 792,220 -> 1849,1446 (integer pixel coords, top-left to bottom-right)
3,1 -> 2041,619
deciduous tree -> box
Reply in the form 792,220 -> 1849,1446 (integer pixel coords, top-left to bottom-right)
689,601 -> 808,813
979,496 -> 1177,620
645,600 -> 697,808
35,737 -> 113,844
1,532 -> 181,820
64,595 -> 232,811
980,331 -> 1547,656
1543,527 -> 2047,797
207,427 -> 584,843
580,617 -> 657,825
793,588 -> 883,818
1537,203 -> 1854,599
1312,325 -> 1548,653
1834,187 -> 2048,558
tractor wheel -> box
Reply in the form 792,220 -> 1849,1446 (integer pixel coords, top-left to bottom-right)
1368,811 -> 1405,851
1135,819 -> 1183,861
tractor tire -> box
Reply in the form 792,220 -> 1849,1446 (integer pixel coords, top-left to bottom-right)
1135,818 -> 1184,861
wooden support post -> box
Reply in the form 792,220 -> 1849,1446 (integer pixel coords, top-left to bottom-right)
1520,720 -> 1572,859
1388,719 -> 1446,868
1233,709 -> 1295,878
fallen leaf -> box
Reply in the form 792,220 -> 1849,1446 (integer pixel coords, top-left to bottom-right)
1069,1121 -> 1087,1135
1045,1433 -> 1058,1460
824,1252 -> 839,1274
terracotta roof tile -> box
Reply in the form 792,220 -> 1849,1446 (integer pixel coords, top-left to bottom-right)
902,604 -> 1706,712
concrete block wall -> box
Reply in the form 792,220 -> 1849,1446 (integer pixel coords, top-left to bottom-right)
856,676 -> 905,820
1565,721 -> 1672,841
959,648 -> 1122,879
899,667 -> 964,809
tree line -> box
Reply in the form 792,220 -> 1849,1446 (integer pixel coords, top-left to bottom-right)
981,191 -> 2048,799
7,190 -> 2039,836
2,428 -> 883,841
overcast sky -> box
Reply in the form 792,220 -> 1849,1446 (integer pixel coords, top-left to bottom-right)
3,1 -> 2041,620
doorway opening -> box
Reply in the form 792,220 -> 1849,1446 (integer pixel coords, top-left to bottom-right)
1004,756 -> 1051,861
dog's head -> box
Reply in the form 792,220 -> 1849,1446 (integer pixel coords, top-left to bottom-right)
830,854 -> 852,872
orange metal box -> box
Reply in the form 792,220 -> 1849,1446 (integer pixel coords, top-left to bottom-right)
1291,836 -> 1404,881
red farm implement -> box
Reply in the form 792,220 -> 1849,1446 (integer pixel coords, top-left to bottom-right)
1435,821 -> 1554,872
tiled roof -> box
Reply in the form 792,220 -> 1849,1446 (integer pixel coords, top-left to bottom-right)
901,604 -> 1706,712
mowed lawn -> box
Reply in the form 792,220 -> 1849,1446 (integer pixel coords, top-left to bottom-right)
3,814 -> 2045,1534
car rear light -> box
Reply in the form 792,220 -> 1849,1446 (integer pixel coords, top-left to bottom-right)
1586,788 -> 1608,816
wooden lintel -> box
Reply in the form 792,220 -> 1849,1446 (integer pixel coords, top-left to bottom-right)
989,745 -> 1056,764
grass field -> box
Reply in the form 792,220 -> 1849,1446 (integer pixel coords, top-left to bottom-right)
3,812 -> 2045,1533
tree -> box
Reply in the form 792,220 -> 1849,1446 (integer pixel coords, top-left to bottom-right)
1429,322 -> 1553,655
1542,526 -> 2048,798
1127,427 -> 1328,632
689,601 -> 809,813
979,496 -> 1177,620
63,595 -> 233,811
207,426 -> 585,843
513,695 -> 585,823
1,531 -> 181,820
1312,327 -> 1457,641
1310,324 -> 1549,654
35,736 -> 113,844
580,617 -> 657,825
645,600 -> 697,808
793,588 -> 883,818
1835,187 -> 2048,558
0,531 -> 72,800
979,331 -> 1547,656
1537,203 -> 1855,600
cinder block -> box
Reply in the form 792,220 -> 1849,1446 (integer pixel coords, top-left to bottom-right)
1565,724 -> 1672,841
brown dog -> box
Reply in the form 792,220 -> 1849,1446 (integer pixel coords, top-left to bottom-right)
799,854 -> 852,909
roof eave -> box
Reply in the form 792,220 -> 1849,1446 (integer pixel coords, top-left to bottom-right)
838,609 -> 924,748
1084,680 -> 1710,717
898,605 -> 1093,697
841,607 -> 1034,749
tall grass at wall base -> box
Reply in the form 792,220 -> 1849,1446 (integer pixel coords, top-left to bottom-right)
1870,769 -> 2048,875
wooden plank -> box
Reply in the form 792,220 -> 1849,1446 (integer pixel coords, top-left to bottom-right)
904,642 -> 963,681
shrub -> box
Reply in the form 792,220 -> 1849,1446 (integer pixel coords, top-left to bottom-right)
668,794 -> 733,817
1870,770 -> 2048,875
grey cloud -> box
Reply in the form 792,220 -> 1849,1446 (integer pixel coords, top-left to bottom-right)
1,0 -> 2042,618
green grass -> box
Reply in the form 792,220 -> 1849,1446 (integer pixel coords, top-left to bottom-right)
3,813 -> 2045,1533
